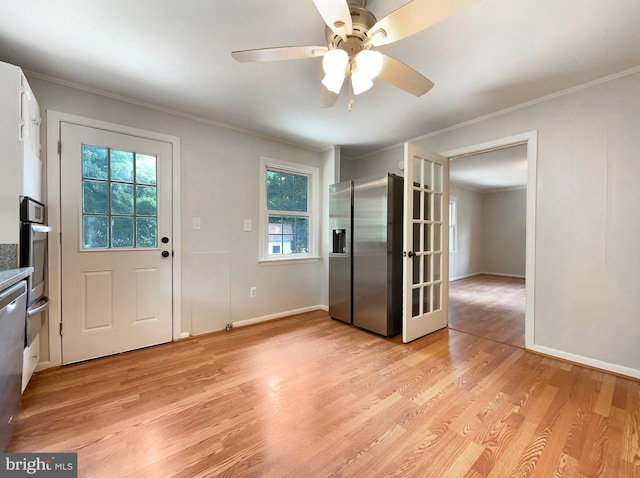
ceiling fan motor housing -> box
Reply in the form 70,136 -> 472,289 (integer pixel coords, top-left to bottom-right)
326,4 -> 377,57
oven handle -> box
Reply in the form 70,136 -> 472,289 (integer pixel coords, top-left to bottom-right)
31,225 -> 52,233
27,296 -> 50,317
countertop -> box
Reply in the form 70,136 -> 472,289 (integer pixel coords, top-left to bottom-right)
0,267 -> 33,291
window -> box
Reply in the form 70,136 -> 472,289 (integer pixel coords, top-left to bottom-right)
260,157 -> 319,262
449,196 -> 457,252
82,144 -> 158,249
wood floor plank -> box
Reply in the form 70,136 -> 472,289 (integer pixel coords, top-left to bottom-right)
7,310 -> 639,477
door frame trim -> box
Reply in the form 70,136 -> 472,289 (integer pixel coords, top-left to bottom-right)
43,111 -> 182,369
439,130 -> 537,350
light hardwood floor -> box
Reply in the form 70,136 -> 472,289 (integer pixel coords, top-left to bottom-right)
449,274 -> 526,348
8,310 -> 640,477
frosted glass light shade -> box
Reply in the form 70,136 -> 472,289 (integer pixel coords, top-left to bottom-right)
355,50 -> 383,79
351,71 -> 373,95
322,73 -> 346,94
322,49 -> 349,75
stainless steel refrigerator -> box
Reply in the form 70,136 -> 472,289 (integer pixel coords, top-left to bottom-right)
329,174 -> 403,337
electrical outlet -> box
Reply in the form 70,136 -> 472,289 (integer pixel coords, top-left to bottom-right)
244,219 -> 252,231
250,286 -> 257,298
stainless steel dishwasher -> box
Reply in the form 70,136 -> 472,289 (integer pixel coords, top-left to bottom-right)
0,280 -> 27,451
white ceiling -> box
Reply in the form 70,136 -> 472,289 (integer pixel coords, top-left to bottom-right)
1,0 -> 639,158
450,144 -> 527,192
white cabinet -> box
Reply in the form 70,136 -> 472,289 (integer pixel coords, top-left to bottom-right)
0,61 -> 43,391
0,61 -> 42,246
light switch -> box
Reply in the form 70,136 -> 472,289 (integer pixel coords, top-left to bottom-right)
192,217 -> 201,230
244,219 -> 252,231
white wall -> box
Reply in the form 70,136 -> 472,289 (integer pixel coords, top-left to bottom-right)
345,70 -> 640,376
449,184 -> 483,279
28,76 -> 326,344
481,188 -> 526,277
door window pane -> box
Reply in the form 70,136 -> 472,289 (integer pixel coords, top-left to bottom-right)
111,217 -> 134,248
111,183 -> 134,215
136,186 -> 157,216
81,144 -> 159,249
83,180 -> 109,214
136,154 -> 157,185
82,145 -> 108,180
83,216 -> 108,248
136,218 -> 157,248
110,150 -> 134,182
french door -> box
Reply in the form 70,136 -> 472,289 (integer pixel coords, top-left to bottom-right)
60,122 -> 173,364
402,143 -> 449,343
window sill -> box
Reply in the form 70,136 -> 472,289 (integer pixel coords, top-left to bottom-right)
259,256 -> 321,266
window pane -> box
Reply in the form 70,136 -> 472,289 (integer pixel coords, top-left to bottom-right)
136,186 -> 157,216
293,175 -> 308,212
268,215 -> 283,234
267,191 -> 281,210
82,145 -> 108,180
136,217 -> 157,247
111,217 -> 134,248
266,170 -> 282,191
423,285 -> 432,314
83,216 -> 108,248
110,150 -> 134,182
412,288 -> 420,317
295,217 -> 309,235
111,183 -> 134,215
294,235 -> 308,254
83,180 -> 108,214
136,154 -> 157,185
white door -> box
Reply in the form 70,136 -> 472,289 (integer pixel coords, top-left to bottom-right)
402,143 -> 449,343
60,122 -> 173,364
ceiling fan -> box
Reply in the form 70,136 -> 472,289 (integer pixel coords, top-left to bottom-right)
231,0 -> 479,109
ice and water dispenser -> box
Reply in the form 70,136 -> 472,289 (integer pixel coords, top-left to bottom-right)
332,228 -> 347,254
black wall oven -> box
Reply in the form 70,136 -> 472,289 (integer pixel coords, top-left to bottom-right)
20,197 -> 51,346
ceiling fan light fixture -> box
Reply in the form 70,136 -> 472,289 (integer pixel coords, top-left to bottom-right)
322,49 -> 349,75
351,71 -> 373,95
355,50 -> 383,79
322,73 -> 346,94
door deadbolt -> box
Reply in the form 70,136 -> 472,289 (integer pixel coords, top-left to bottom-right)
161,251 -> 170,258
161,237 -> 169,244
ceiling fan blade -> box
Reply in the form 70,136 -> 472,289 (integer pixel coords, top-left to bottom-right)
312,0 -> 353,42
377,54 -> 434,97
367,0 -> 480,47
319,84 -> 340,108
232,46 -> 328,62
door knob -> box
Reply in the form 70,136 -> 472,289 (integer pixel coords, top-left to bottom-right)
161,237 -> 169,244
161,251 -> 170,258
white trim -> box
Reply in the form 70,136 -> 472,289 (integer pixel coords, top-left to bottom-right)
26,70 -> 322,154
479,272 -> 526,279
232,305 -> 326,328
449,272 -> 482,281
347,65 -> 640,161
440,131 -> 537,351
259,157 -> 320,263
530,344 -> 640,381
46,111 -> 182,368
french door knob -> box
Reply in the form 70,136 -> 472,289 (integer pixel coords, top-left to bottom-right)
161,251 -> 170,258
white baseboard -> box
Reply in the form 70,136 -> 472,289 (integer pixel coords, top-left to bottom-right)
450,271 -> 525,281
232,304 -> 327,328
529,344 -> 640,380
179,332 -> 190,339
35,360 -> 53,373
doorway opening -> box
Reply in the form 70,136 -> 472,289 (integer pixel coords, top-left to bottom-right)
440,132 -> 537,349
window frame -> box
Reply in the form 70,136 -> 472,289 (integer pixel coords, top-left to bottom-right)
449,195 -> 457,253
259,157 -> 320,263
